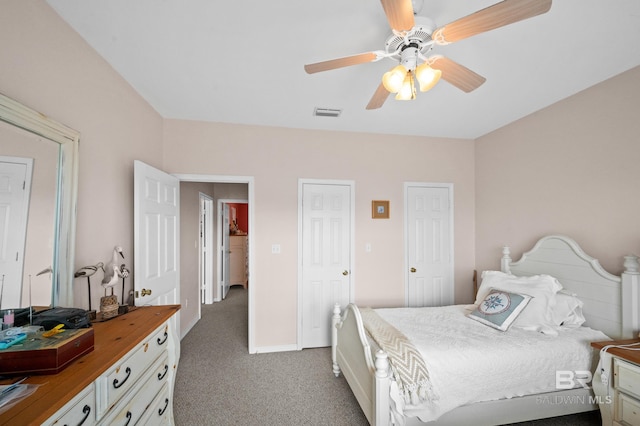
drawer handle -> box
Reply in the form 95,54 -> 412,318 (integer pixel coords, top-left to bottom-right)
113,367 -> 132,389
63,404 -> 91,426
158,364 -> 169,381
157,331 -> 168,346
158,398 -> 169,416
124,411 -> 132,426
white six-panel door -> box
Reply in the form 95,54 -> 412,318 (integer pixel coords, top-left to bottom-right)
0,158 -> 32,308
134,160 -> 180,308
300,181 -> 353,348
405,183 -> 454,307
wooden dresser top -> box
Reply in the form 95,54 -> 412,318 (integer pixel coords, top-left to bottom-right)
0,305 -> 180,425
592,339 -> 640,365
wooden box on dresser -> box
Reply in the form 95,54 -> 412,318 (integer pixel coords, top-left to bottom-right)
592,339 -> 640,426
0,305 -> 180,426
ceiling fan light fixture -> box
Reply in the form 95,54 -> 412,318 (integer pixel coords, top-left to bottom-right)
382,64 -> 408,93
415,62 -> 442,92
395,71 -> 416,101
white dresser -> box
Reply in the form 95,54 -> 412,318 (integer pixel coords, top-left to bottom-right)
0,305 -> 180,426
592,339 -> 640,426
613,358 -> 640,426
229,235 -> 248,288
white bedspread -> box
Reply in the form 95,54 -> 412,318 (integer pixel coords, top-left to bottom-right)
374,304 -> 610,423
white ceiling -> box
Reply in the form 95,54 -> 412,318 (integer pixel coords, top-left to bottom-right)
46,0 -> 640,139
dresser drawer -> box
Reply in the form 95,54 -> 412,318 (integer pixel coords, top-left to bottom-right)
616,391 -> 640,426
100,321 -> 170,410
615,358 -> 640,399
98,353 -> 169,425
44,384 -> 95,426
137,383 -> 171,425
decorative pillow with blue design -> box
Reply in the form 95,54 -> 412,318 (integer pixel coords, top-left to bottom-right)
469,290 -> 532,331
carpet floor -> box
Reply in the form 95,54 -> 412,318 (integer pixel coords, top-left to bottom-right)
173,287 -> 602,426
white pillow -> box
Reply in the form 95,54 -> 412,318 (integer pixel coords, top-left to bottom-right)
551,291 -> 586,327
476,271 -> 563,335
468,290 -> 532,331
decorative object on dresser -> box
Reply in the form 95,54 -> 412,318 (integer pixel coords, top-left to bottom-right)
98,246 -> 126,321
0,327 -> 94,376
592,339 -> 640,425
101,246 -> 125,294
74,262 -> 105,319
0,305 -> 180,425
332,235 -> 640,425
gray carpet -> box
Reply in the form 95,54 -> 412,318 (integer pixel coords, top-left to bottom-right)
174,287 -> 602,425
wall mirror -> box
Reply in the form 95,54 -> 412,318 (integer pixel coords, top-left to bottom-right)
0,92 -> 79,309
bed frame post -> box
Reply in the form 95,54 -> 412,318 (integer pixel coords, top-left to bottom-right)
501,246 -> 512,273
332,303 -> 342,377
374,350 -> 391,426
621,255 -> 640,338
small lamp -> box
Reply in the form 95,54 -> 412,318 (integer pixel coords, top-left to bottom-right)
415,62 -> 442,92
382,65 -> 408,93
395,71 -> 416,101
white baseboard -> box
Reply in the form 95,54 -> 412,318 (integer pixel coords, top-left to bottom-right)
254,344 -> 299,354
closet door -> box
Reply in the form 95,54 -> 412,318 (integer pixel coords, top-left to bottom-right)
300,181 -> 353,348
405,183 -> 454,307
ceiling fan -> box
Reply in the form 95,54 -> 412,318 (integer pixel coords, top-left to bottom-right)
304,0 -> 552,110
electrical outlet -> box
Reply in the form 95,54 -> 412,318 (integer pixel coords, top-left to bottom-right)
272,244 -> 281,254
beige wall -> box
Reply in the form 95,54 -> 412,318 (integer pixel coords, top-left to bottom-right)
475,66 -> 640,276
163,121 -> 476,347
1,1 -> 164,311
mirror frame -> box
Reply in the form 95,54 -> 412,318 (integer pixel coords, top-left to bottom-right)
0,92 -> 79,307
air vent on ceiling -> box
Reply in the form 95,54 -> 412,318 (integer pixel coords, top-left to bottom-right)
314,107 -> 342,118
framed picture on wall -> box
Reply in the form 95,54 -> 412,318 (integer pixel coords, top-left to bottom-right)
372,200 -> 389,219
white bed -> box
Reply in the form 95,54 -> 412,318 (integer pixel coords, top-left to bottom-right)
331,235 -> 640,425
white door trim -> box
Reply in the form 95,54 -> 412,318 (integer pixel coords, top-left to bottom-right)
297,178 -> 355,350
175,174 -> 256,354
199,193 -> 213,306
216,198 -> 248,301
403,182 -> 454,306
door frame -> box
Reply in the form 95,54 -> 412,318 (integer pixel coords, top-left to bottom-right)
297,178 -> 355,350
199,193 -> 214,305
403,182 -> 454,306
175,174 -> 255,354
217,198 -> 248,301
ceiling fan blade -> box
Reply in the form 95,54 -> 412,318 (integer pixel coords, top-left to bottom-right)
430,57 -> 486,93
432,0 -> 552,44
380,0 -> 415,32
304,52 -> 379,74
366,83 -> 390,110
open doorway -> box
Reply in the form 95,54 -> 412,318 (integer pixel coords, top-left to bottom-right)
218,199 -> 248,301
177,174 -> 255,354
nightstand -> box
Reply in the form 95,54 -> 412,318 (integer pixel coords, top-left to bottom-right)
592,339 -> 640,426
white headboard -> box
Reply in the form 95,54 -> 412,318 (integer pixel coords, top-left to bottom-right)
501,235 -> 640,340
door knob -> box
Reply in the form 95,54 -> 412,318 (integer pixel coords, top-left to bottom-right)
410,267 -> 416,273
342,270 -> 349,276
141,288 -> 152,296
